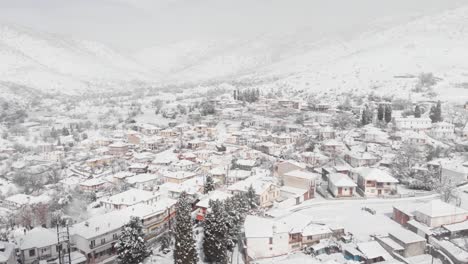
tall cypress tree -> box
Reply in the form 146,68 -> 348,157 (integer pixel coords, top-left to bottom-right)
384,105 -> 392,123
116,217 -> 150,264
203,200 -> 229,264
377,104 -> 384,121
174,192 -> 198,264
429,101 -> 442,123
414,105 -> 421,118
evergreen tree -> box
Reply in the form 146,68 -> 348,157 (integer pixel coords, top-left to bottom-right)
203,200 -> 229,264
62,127 -> 70,136
414,105 -> 421,118
203,175 -> 215,194
429,101 -> 442,123
116,217 -> 150,264
246,185 -> 258,210
384,105 -> 392,123
174,192 -> 198,264
361,106 -> 372,126
377,104 -> 384,121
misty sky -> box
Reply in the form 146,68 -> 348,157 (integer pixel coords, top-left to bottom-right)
0,0 -> 466,52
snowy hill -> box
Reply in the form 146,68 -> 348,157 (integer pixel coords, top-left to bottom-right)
243,6 -> 468,102
0,23 -> 153,95
134,5 -> 468,102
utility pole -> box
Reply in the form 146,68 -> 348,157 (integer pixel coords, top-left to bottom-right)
56,222 -> 72,264
56,224 -> 62,264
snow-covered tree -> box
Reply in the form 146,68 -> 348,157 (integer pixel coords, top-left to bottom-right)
203,200 -> 229,264
174,192 -> 198,264
429,101 -> 443,123
377,105 -> 384,121
246,185 -> 258,210
203,175 -> 215,194
116,217 -> 150,264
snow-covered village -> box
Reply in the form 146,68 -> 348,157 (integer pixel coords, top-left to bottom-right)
1,1 -> 468,264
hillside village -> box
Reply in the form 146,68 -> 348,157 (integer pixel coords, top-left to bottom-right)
0,82 -> 467,264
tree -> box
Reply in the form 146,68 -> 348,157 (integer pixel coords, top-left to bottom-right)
391,144 -> 425,180
200,101 -> 215,116
116,217 -> 150,264
174,192 -> 198,264
203,200 -> 229,264
384,105 -> 392,123
332,112 -> 358,130
361,106 -> 373,126
414,105 -> 422,118
246,185 -> 258,210
204,175 -> 215,194
61,127 -> 70,136
429,101 -> 442,123
436,175 -> 458,203
377,105 -> 384,121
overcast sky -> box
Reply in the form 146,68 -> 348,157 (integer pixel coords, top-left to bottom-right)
0,0 -> 466,52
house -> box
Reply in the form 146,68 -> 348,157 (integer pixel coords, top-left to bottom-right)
163,171 -> 197,184
393,117 -> 432,131
2,194 -> 51,210
16,227 -> 65,264
356,241 -> 392,264
321,139 -> 346,155
228,177 -> 280,208
344,151 -> 380,168
301,152 -> 328,167
387,229 -> 426,257
100,189 -> 160,210
413,200 -> 468,227
126,173 -> 159,190
243,213 -> 342,261
282,170 -> 318,200
327,173 -> 357,198
79,178 -> 107,192
195,190 -> 232,221
274,160 -> 307,178
107,142 -> 128,156
318,126 -> 335,140
428,122 -> 455,139
244,215 -> 290,260
235,159 -> 258,171
0,241 -> 16,264
128,163 -> 148,174
352,167 -> 398,197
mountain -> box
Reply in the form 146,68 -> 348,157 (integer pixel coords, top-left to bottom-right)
134,5 -> 468,102
0,23 -> 153,95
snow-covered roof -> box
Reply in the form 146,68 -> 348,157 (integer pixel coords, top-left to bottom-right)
389,228 -> 425,244
79,177 -> 107,187
244,215 -> 288,238
196,190 -> 232,209
126,173 -> 159,184
357,241 -> 391,260
18,227 -> 57,250
5,193 -> 51,206
0,242 -> 14,262
283,170 -> 319,180
353,167 -> 398,183
328,173 -> 357,187
102,189 -> 159,206
416,200 -> 468,218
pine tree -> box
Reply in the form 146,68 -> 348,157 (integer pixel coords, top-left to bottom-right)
384,105 -> 392,123
116,217 -> 150,264
174,192 -> 198,264
414,105 -> 421,118
204,175 -> 215,194
361,106 -> 372,126
377,104 -> 384,121
203,200 -> 229,264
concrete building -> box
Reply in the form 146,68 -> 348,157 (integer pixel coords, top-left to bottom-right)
327,173 -> 357,198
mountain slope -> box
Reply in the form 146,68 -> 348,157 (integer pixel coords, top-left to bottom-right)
0,23 -> 153,95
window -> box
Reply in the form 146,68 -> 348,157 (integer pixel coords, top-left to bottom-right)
29,249 -> 36,257
269,237 -> 273,244
101,238 -> 106,245
90,240 -> 96,248
113,233 -> 118,240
